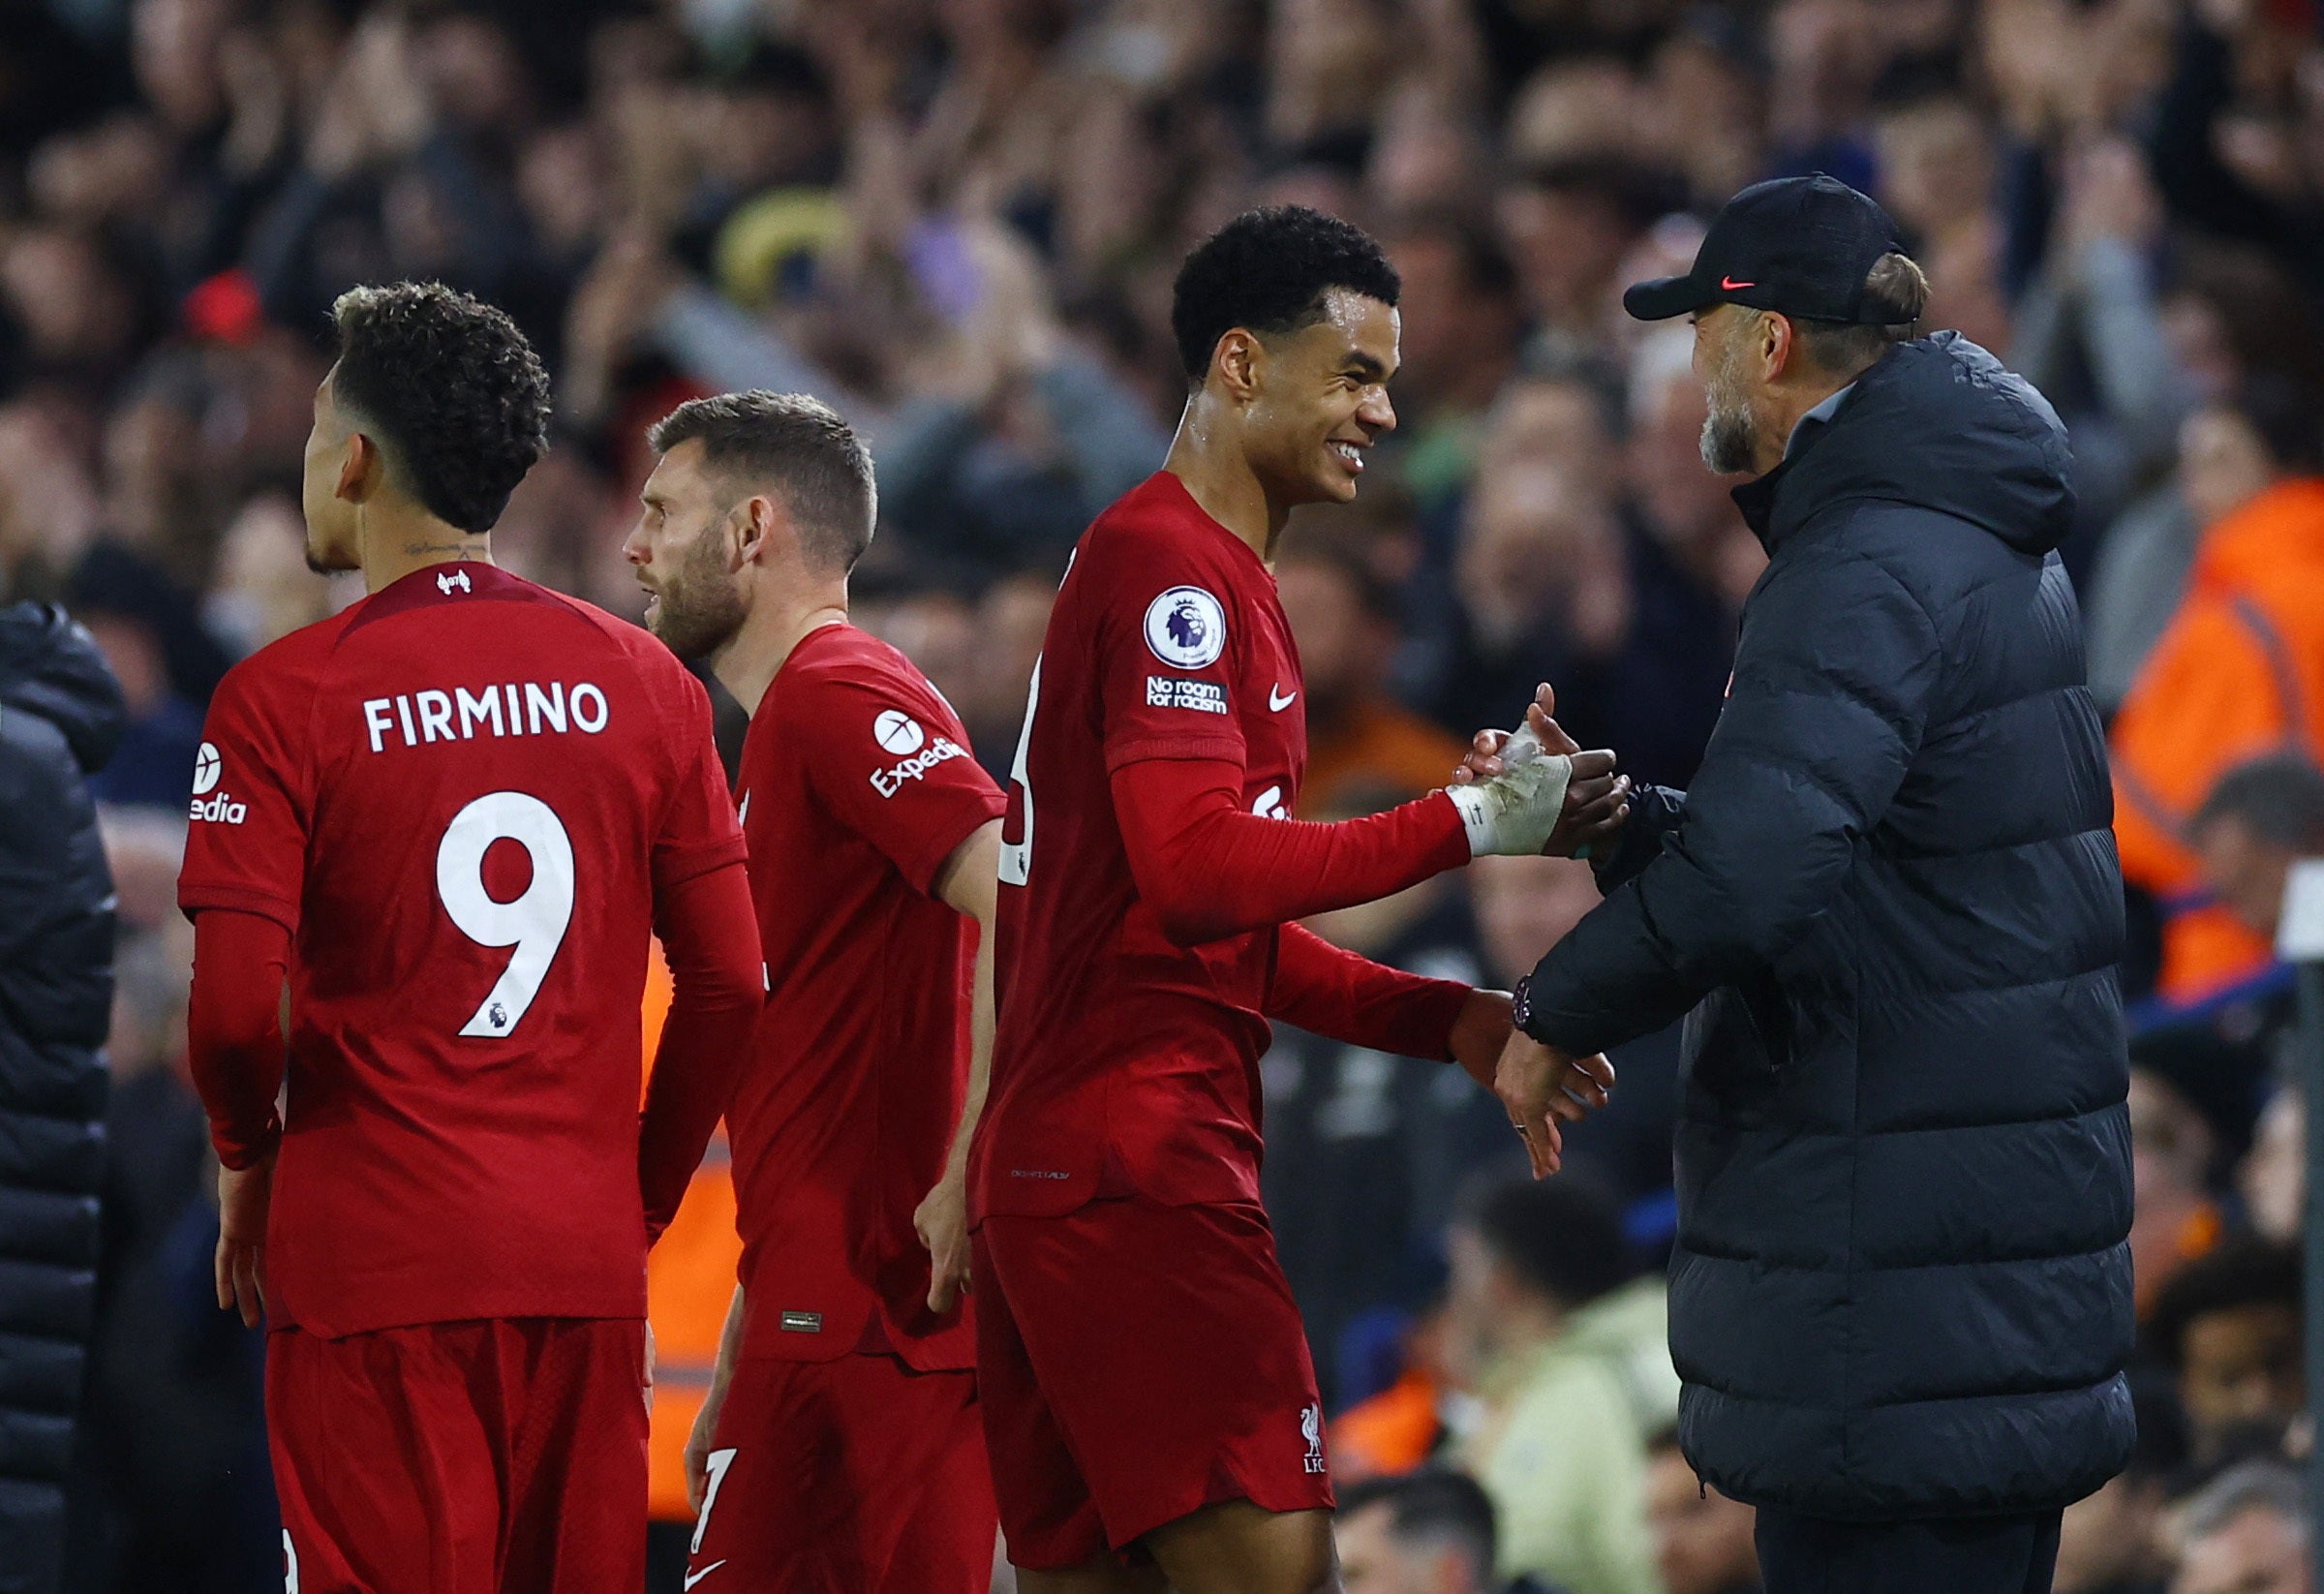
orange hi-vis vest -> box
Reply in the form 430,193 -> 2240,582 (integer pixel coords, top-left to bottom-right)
638,946 -> 747,1523
2111,476 -> 2324,1004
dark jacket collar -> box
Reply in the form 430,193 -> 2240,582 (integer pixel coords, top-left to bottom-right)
1728,332 -> 2075,558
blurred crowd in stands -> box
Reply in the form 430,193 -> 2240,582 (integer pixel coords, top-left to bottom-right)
9,0 -> 2324,1589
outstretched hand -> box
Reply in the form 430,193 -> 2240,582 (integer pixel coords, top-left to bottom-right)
1453,684 -> 1630,856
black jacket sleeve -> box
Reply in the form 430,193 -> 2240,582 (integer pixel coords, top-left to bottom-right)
0,713 -> 113,1015
1589,782 -> 1686,894
1522,532 -> 1943,1055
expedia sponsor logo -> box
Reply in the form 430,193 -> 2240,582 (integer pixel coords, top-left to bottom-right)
1146,676 -> 1227,715
190,790 -> 249,824
869,735 -> 968,797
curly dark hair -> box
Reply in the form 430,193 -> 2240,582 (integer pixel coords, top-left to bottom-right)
328,282 -> 551,534
1170,205 -> 1401,385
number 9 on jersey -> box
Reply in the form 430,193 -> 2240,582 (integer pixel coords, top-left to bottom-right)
435,790 -> 576,1037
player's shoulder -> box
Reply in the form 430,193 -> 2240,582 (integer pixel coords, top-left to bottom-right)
1085,473 -> 1222,561
213,603 -> 358,705
775,624 -> 948,721
1077,473 -> 1255,598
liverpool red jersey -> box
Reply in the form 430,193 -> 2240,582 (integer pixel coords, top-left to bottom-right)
730,624 -> 1004,1367
974,472 -> 1315,1219
177,563 -> 746,1338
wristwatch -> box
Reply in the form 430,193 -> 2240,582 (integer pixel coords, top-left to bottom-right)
1510,973 -> 1537,1040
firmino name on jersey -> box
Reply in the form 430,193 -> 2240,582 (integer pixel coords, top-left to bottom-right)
361,682 -> 610,753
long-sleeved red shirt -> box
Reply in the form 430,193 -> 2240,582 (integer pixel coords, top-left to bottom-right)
1112,756 -> 1475,1059
187,857 -> 761,1244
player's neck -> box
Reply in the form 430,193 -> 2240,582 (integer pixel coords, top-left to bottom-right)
709,587 -> 849,716
356,506 -> 493,595
1165,408 -> 1286,565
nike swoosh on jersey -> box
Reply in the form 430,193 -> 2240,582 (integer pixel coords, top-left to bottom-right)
684,1563 -> 727,1591
1269,686 -> 1298,711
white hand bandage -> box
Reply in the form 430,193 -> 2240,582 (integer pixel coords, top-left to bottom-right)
1446,745 -> 1574,857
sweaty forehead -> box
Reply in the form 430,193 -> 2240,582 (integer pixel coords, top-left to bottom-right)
1294,287 -> 1399,367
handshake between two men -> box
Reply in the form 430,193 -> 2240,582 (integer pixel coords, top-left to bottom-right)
1444,684 -> 1628,1182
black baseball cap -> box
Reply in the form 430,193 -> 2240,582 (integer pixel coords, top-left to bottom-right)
1623,174 -> 1909,324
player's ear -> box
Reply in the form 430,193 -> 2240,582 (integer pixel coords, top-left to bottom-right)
336,432 -> 375,504
1213,328 -> 1263,403
732,493 -> 776,567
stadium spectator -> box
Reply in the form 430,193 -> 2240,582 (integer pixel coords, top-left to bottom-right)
2125,1038 -> 2240,1316
1446,1177 -> 1668,1594
2190,755 -> 2324,952
1642,1427 -> 1759,1594
2147,1240 -> 2305,1469
1378,210 -> 1524,514
2112,377 -> 2324,1013
1333,1469 -> 1502,1594
0,602 -> 124,1594
1330,1301 -> 1459,1485
2169,1461 -> 2311,1594
1503,177 -> 2132,1592
1276,536 -> 1470,819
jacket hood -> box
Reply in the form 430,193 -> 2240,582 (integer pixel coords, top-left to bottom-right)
1736,330 -> 2076,557
0,602 -> 129,774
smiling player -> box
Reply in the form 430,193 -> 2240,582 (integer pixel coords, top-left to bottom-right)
970,206 -> 1626,1594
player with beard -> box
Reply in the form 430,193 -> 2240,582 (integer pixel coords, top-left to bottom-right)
623,391 -> 1005,1594
179,282 -> 763,1592
969,205 -> 1627,1594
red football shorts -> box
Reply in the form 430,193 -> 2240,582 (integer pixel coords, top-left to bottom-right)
684,1351 -> 995,1594
973,1196 -> 1332,1570
268,1317 -> 648,1594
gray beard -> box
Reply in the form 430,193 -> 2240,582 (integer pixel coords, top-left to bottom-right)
1700,404 -> 1758,475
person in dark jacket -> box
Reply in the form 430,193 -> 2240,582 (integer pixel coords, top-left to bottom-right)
1487,177 -> 2135,1593
0,602 -> 125,1594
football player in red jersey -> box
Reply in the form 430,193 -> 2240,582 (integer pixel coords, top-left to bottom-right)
969,205 -> 1629,1594
177,283 -> 764,1594
622,391 -> 1005,1594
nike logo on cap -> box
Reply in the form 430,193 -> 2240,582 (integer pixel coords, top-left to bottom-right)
684,1564 -> 727,1590
1269,685 -> 1298,712
1721,276 -> 1757,291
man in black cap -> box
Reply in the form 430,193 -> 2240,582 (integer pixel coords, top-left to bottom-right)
1481,174 -> 2135,1593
